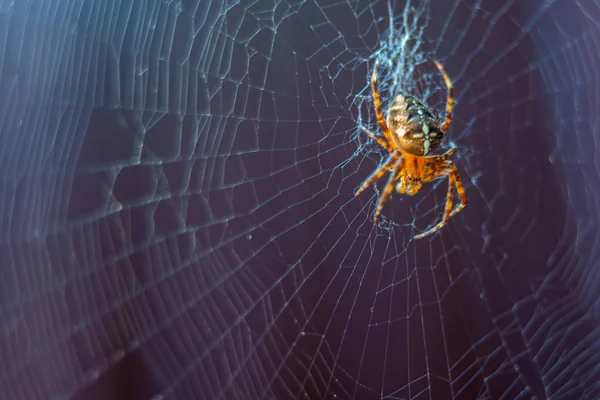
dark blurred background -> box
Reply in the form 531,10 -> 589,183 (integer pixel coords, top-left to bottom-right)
0,0 -> 599,399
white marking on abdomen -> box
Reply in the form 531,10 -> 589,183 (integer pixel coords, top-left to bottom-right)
423,139 -> 431,155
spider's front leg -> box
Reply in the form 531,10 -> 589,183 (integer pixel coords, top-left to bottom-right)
373,156 -> 404,222
355,152 -> 400,196
414,161 -> 466,239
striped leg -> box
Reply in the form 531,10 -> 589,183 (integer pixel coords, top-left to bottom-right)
373,157 -> 404,222
414,163 -> 466,239
434,61 -> 453,132
371,60 -> 394,147
355,152 -> 400,196
360,126 -> 392,152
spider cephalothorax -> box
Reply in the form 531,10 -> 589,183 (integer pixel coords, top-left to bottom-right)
356,60 -> 467,239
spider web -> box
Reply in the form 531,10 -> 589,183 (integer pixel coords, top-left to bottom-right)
1,0 -> 599,399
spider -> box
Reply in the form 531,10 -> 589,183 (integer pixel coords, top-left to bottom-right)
356,59 -> 467,239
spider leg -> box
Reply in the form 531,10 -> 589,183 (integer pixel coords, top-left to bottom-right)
373,156 -> 403,222
355,152 -> 399,196
360,126 -> 393,152
423,149 -> 456,170
414,172 -> 455,239
434,61 -> 453,132
414,162 -> 466,239
450,163 -> 467,217
371,60 -> 394,147
436,148 -> 457,162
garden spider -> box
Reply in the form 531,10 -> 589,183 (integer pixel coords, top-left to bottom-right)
356,60 -> 467,239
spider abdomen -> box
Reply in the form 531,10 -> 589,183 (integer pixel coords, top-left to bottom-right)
386,95 -> 443,156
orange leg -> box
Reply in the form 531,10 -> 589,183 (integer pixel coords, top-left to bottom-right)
373,157 -> 404,222
360,126 -> 392,152
355,152 -> 400,196
434,61 -> 453,132
371,60 -> 394,147
435,148 -> 457,163
450,163 -> 467,217
414,162 -> 466,239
